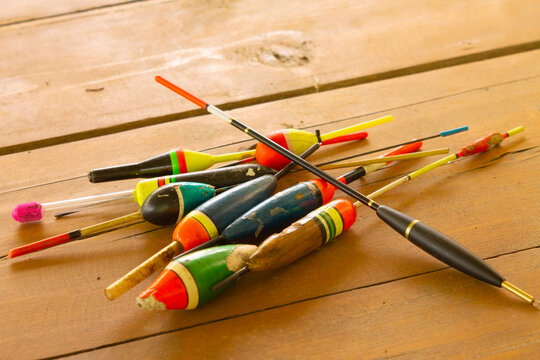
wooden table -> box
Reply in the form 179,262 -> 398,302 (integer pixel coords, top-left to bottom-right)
1,1 -> 538,359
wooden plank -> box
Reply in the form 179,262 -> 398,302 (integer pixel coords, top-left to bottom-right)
1,49 -> 539,193
0,51 -> 538,359
66,249 -> 540,360
0,1 -> 142,26
1,0 -> 540,152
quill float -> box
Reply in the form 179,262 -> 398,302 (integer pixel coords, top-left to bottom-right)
104,143 -> 321,300
88,119 -> 381,183
107,141 -> 450,300
213,127 -> 528,288
12,164 -> 275,223
10,143 -> 316,260
178,141 -> 424,256
11,164 -> 275,223
156,75 -> 536,308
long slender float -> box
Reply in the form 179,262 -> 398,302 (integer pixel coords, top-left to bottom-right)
12,164 -> 276,223
178,141 -> 423,257
314,126 -> 468,167
104,143 -> 320,300
368,126 -> 524,198
88,148 -> 256,183
211,127 -> 528,290
299,148 -> 448,171
223,125 -> 467,168
155,75 -> 537,307
137,132 -> 501,310
106,142 -> 423,300
8,182 -> 221,258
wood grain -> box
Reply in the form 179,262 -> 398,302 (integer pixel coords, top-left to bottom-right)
247,213 -> 325,272
0,0 -> 142,26
1,50 -> 538,359
1,0 -> 540,152
66,249 -> 540,360
1,49 -> 539,193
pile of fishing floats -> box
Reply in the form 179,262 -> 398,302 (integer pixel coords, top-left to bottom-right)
9,76 -> 537,312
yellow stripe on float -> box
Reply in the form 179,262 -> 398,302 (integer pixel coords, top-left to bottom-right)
325,206 -> 344,237
191,210 -> 219,238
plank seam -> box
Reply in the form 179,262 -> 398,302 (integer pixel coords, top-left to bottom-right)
0,86 -> 536,196
0,0 -> 148,27
39,245 -> 540,360
2,40 -> 540,156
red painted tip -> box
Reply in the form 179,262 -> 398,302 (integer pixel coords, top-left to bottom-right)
155,76 -> 207,109
138,268 -> 188,310
8,233 -> 72,258
380,140 -> 423,164
321,131 -> 368,146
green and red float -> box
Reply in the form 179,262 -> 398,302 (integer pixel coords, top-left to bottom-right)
137,244 -> 257,310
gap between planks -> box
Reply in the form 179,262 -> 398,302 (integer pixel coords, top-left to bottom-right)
0,1 -> 148,28
38,245 -> 540,360
0,72 -> 537,196
2,40 -> 540,156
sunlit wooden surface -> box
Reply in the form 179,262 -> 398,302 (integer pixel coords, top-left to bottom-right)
1,1 -> 538,359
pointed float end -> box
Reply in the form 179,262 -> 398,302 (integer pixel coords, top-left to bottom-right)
440,126 -> 469,137
104,286 -> 122,301
12,202 -> 43,223
136,293 -> 167,311
501,281 -> 537,307
155,76 -> 208,109
506,126 -> 525,137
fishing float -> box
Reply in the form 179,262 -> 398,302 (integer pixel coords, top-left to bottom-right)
88,148 -> 257,183
297,148 -> 449,171
10,148 -> 312,259
315,126 -> 468,167
106,141 -> 434,300
138,126 -> 533,310
215,126 -> 528,281
8,182 -> 222,258
368,126 -> 525,198
254,117 -> 387,169
228,130 -> 369,165
137,244 -> 258,310
88,119 -> 379,183
12,164 -> 275,223
156,76 -> 537,308
104,143 -> 321,300
176,141 -> 425,257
